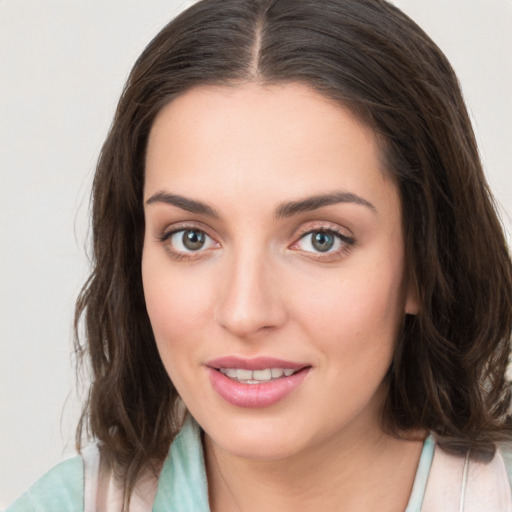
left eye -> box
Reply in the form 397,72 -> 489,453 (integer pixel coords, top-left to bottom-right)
168,229 -> 216,252
295,230 -> 347,253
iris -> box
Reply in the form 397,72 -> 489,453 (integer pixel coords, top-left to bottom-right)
312,231 -> 335,252
183,230 -> 206,250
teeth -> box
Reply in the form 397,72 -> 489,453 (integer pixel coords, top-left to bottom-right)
253,369 -> 271,380
224,368 -> 238,378
236,369 -> 253,380
271,368 -> 284,378
219,367 -> 297,383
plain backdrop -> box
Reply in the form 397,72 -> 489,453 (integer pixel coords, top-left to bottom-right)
1,0 -> 511,507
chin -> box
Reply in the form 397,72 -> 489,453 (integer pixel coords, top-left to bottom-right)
212,432 -> 304,461
200,411 -> 317,461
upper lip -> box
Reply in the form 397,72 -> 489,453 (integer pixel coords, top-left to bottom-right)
205,356 -> 309,371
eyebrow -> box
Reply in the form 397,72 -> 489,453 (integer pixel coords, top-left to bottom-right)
274,191 -> 376,218
145,190 -> 376,218
146,191 -> 219,217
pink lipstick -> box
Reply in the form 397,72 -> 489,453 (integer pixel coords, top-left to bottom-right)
205,356 -> 311,408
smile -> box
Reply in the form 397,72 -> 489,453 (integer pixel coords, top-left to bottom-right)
206,357 -> 311,408
218,367 -> 297,384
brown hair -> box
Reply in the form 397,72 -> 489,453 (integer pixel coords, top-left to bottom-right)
75,0 -> 512,503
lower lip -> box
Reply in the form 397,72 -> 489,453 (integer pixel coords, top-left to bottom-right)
207,367 -> 310,408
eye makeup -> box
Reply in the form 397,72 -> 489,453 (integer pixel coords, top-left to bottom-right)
155,221 -> 220,261
154,218 -> 356,264
289,221 -> 356,262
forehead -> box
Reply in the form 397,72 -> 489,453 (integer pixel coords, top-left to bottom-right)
144,82 -> 399,216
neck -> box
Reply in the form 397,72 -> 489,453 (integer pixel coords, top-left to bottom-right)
204,422 -> 425,512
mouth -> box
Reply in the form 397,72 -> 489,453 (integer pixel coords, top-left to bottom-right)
205,357 -> 311,408
216,367 -> 302,384
206,356 -> 309,382
206,358 -> 311,408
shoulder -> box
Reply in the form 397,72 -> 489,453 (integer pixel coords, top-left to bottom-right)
498,441 -> 512,490
422,439 -> 512,511
5,455 -> 84,512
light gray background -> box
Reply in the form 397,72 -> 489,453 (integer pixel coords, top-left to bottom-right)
1,0 -> 511,507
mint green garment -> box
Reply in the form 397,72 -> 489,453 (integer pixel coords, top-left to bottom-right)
5,416 -> 210,512
4,456 -> 84,512
5,417 -> 511,512
152,415 -> 210,511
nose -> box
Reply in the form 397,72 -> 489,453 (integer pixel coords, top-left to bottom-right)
214,249 -> 288,339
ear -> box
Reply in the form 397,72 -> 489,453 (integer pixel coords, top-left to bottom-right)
404,273 -> 419,315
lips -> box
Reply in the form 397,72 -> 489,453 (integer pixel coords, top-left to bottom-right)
205,356 -> 311,408
207,356 -> 306,371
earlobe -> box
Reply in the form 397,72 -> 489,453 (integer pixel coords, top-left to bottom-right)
405,303 -> 419,316
404,275 -> 420,315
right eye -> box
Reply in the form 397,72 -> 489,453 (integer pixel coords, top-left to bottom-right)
164,229 -> 217,253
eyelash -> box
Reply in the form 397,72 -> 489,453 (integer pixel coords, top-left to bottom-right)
156,223 -> 355,262
157,223 -> 218,261
291,226 -> 355,261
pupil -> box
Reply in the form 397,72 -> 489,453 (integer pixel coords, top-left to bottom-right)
312,232 -> 334,252
183,230 -> 205,251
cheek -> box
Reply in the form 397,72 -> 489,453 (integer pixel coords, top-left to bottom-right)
141,251 -> 212,360
292,257 -> 406,362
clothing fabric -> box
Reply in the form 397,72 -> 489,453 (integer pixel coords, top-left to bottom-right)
6,416 -> 512,511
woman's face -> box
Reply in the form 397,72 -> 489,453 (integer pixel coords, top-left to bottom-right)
142,83 -> 417,460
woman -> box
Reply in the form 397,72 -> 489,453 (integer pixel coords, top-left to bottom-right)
7,0 -> 512,510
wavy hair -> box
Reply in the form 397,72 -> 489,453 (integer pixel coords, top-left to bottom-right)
75,0 -> 512,504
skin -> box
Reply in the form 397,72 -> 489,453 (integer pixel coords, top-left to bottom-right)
142,82 -> 422,512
